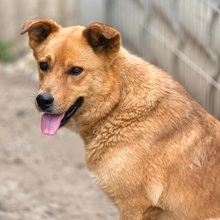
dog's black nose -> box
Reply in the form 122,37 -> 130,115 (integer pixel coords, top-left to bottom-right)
36,93 -> 54,111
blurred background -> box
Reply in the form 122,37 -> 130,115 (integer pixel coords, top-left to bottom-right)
0,0 -> 220,219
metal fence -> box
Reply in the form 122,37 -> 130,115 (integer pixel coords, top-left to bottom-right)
104,0 -> 220,119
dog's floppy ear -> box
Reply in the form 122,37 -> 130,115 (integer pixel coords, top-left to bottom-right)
83,23 -> 121,59
21,18 -> 61,48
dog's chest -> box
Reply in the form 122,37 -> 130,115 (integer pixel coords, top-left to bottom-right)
88,152 -> 164,209
87,146 -> 142,193
84,123 -> 165,205
86,145 -> 162,204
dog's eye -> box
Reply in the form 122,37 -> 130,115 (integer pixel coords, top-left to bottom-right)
39,62 -> 48,71
69,67 -> 83,75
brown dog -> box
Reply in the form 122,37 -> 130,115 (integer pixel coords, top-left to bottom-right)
21,19 -> 220,220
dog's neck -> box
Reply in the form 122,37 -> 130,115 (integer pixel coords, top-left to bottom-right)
74,48 -> 161,144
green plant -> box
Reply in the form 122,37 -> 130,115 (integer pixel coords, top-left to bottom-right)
0,41 -> 15,63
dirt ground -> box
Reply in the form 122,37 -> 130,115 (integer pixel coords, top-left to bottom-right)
0,56 -> 118,220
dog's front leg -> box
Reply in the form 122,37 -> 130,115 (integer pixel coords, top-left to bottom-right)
120,212 -> 159,220
119,204 -> 162,220
143,206 -> 163,220
120,209 -> 145,220
118,201 -> 155,220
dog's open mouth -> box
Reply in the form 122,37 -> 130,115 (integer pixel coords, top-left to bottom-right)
41,97 -> 84,136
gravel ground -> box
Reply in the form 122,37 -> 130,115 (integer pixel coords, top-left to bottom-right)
0,56 -> 118,220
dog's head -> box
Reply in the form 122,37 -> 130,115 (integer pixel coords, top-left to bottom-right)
21,19 -> 121,135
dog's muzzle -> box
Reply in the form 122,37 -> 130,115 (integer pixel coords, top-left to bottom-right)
36,93 -> 84,136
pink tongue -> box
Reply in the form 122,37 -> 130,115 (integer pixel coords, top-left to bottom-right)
41,113 -> 65,136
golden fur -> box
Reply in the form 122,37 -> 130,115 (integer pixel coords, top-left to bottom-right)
22,19 -> 220,220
